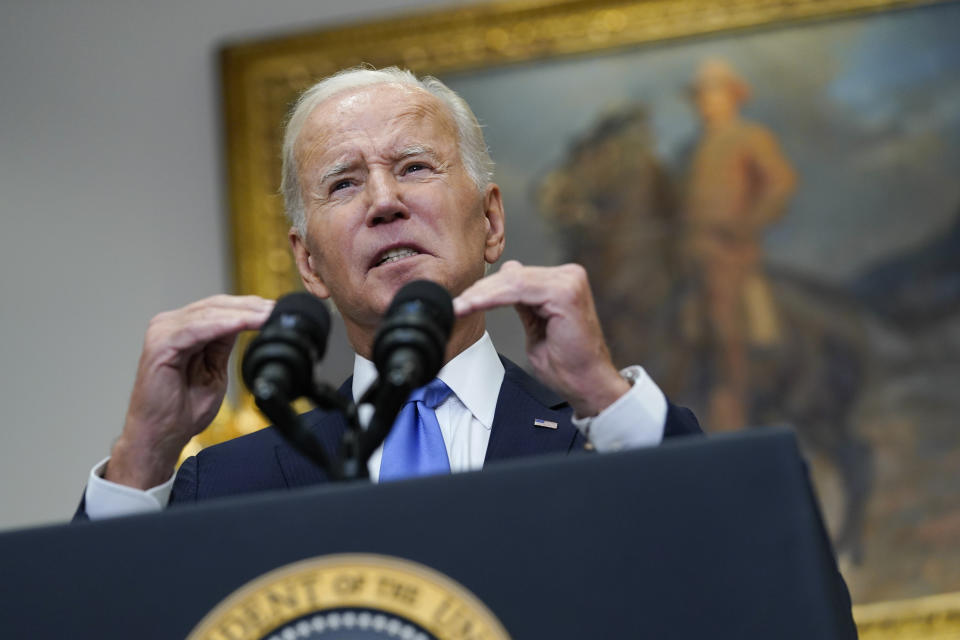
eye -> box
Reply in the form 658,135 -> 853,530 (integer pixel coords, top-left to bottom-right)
331,178 -> 355,193
402,162 -> 430,175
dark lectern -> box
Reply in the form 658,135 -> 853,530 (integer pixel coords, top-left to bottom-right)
0,428 -> 856,638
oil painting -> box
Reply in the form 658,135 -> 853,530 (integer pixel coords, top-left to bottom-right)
440,2 -> 960,603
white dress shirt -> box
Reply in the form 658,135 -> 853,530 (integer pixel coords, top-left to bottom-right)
83,332 -> 667,519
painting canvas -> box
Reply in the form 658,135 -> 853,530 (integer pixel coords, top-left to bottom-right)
439,2 -> 960,603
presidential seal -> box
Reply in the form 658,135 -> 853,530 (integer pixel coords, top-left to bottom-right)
187,554 -> 510,640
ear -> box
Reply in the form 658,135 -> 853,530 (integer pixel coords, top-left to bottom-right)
288,227 -> 331,299
481,183 -> 506,264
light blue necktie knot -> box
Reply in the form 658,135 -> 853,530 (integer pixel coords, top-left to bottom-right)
379,379 -> 453,482
408,378 -> 453,409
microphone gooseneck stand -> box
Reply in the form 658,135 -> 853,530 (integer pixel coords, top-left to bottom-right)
252,378 -> 368,481
252,372 -> 418,483
357,349 -> 422,463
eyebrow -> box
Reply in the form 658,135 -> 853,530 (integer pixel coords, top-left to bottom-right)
319,160 -> 353,185
317,145 -> 441,185
396,144 -> 438,161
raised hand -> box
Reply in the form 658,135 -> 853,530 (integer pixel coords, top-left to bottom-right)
454,261 -> 629,418
106,295 -> 274,489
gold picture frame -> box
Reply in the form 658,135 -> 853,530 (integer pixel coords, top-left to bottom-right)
201,0 -> 960,634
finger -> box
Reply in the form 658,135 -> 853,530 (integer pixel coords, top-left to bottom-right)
152,295 -> 274,338
149,307 -> 272,356
182,294 -> 275,314
454,264 -> 579,316
499,259 -> 524,271
205,332 -> 240,372
454,271 -> 548,316
454,263 -> 537,313
173,308 -> 270,349
514,303 -> 546,341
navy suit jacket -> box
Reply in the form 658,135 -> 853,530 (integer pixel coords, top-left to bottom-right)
75,357 -> 700,517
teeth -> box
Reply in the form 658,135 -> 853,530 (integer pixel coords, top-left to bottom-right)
377,247 -> 419,265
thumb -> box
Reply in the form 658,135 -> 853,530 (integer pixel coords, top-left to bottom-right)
205,334 -> 238,372
514,303 -> 546,343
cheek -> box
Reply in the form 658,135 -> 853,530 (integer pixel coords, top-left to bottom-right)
302,221 -> 338,275
306,206 -> 352,247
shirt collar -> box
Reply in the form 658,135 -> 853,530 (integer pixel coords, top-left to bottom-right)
352,331 -> 504,429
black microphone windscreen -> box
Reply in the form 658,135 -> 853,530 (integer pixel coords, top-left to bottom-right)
263,291 -> 330,357
242,292 -> 331,400
269,292 -> 331,340
387,280 -> 454,335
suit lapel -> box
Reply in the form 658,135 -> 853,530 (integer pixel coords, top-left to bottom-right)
484,357 -> 579,464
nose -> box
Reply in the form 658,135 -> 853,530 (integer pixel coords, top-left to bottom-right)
364,169 -> 410,227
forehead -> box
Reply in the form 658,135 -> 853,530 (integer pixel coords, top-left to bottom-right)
695,80 -> 737,95
296,84 -> 458,161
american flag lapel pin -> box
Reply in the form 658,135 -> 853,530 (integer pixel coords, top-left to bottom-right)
534,418 -> 558,429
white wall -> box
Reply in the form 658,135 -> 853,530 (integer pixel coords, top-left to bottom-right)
0,0 -> 461,531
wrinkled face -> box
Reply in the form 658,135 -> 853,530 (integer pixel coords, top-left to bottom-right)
290,83 -> 504,339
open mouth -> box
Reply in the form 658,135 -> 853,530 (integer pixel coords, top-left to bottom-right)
374,246 -> 421,267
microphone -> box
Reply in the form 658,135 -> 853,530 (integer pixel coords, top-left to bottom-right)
242,292 -> 331,403
372,279 -> 454,391
361,280 -> 454,460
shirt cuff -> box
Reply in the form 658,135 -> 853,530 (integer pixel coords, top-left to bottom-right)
84,456 -> 175,520
571,365 -> 667,452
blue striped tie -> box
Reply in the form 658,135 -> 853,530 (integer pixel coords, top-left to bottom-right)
379,379 -> 453,481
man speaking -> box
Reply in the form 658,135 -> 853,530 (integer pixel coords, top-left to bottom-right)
77,67 -> 700,519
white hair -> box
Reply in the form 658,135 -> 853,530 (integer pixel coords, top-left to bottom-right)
281,66 -> 495,236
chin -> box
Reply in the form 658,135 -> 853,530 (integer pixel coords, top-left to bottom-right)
375,263 -> 440,293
